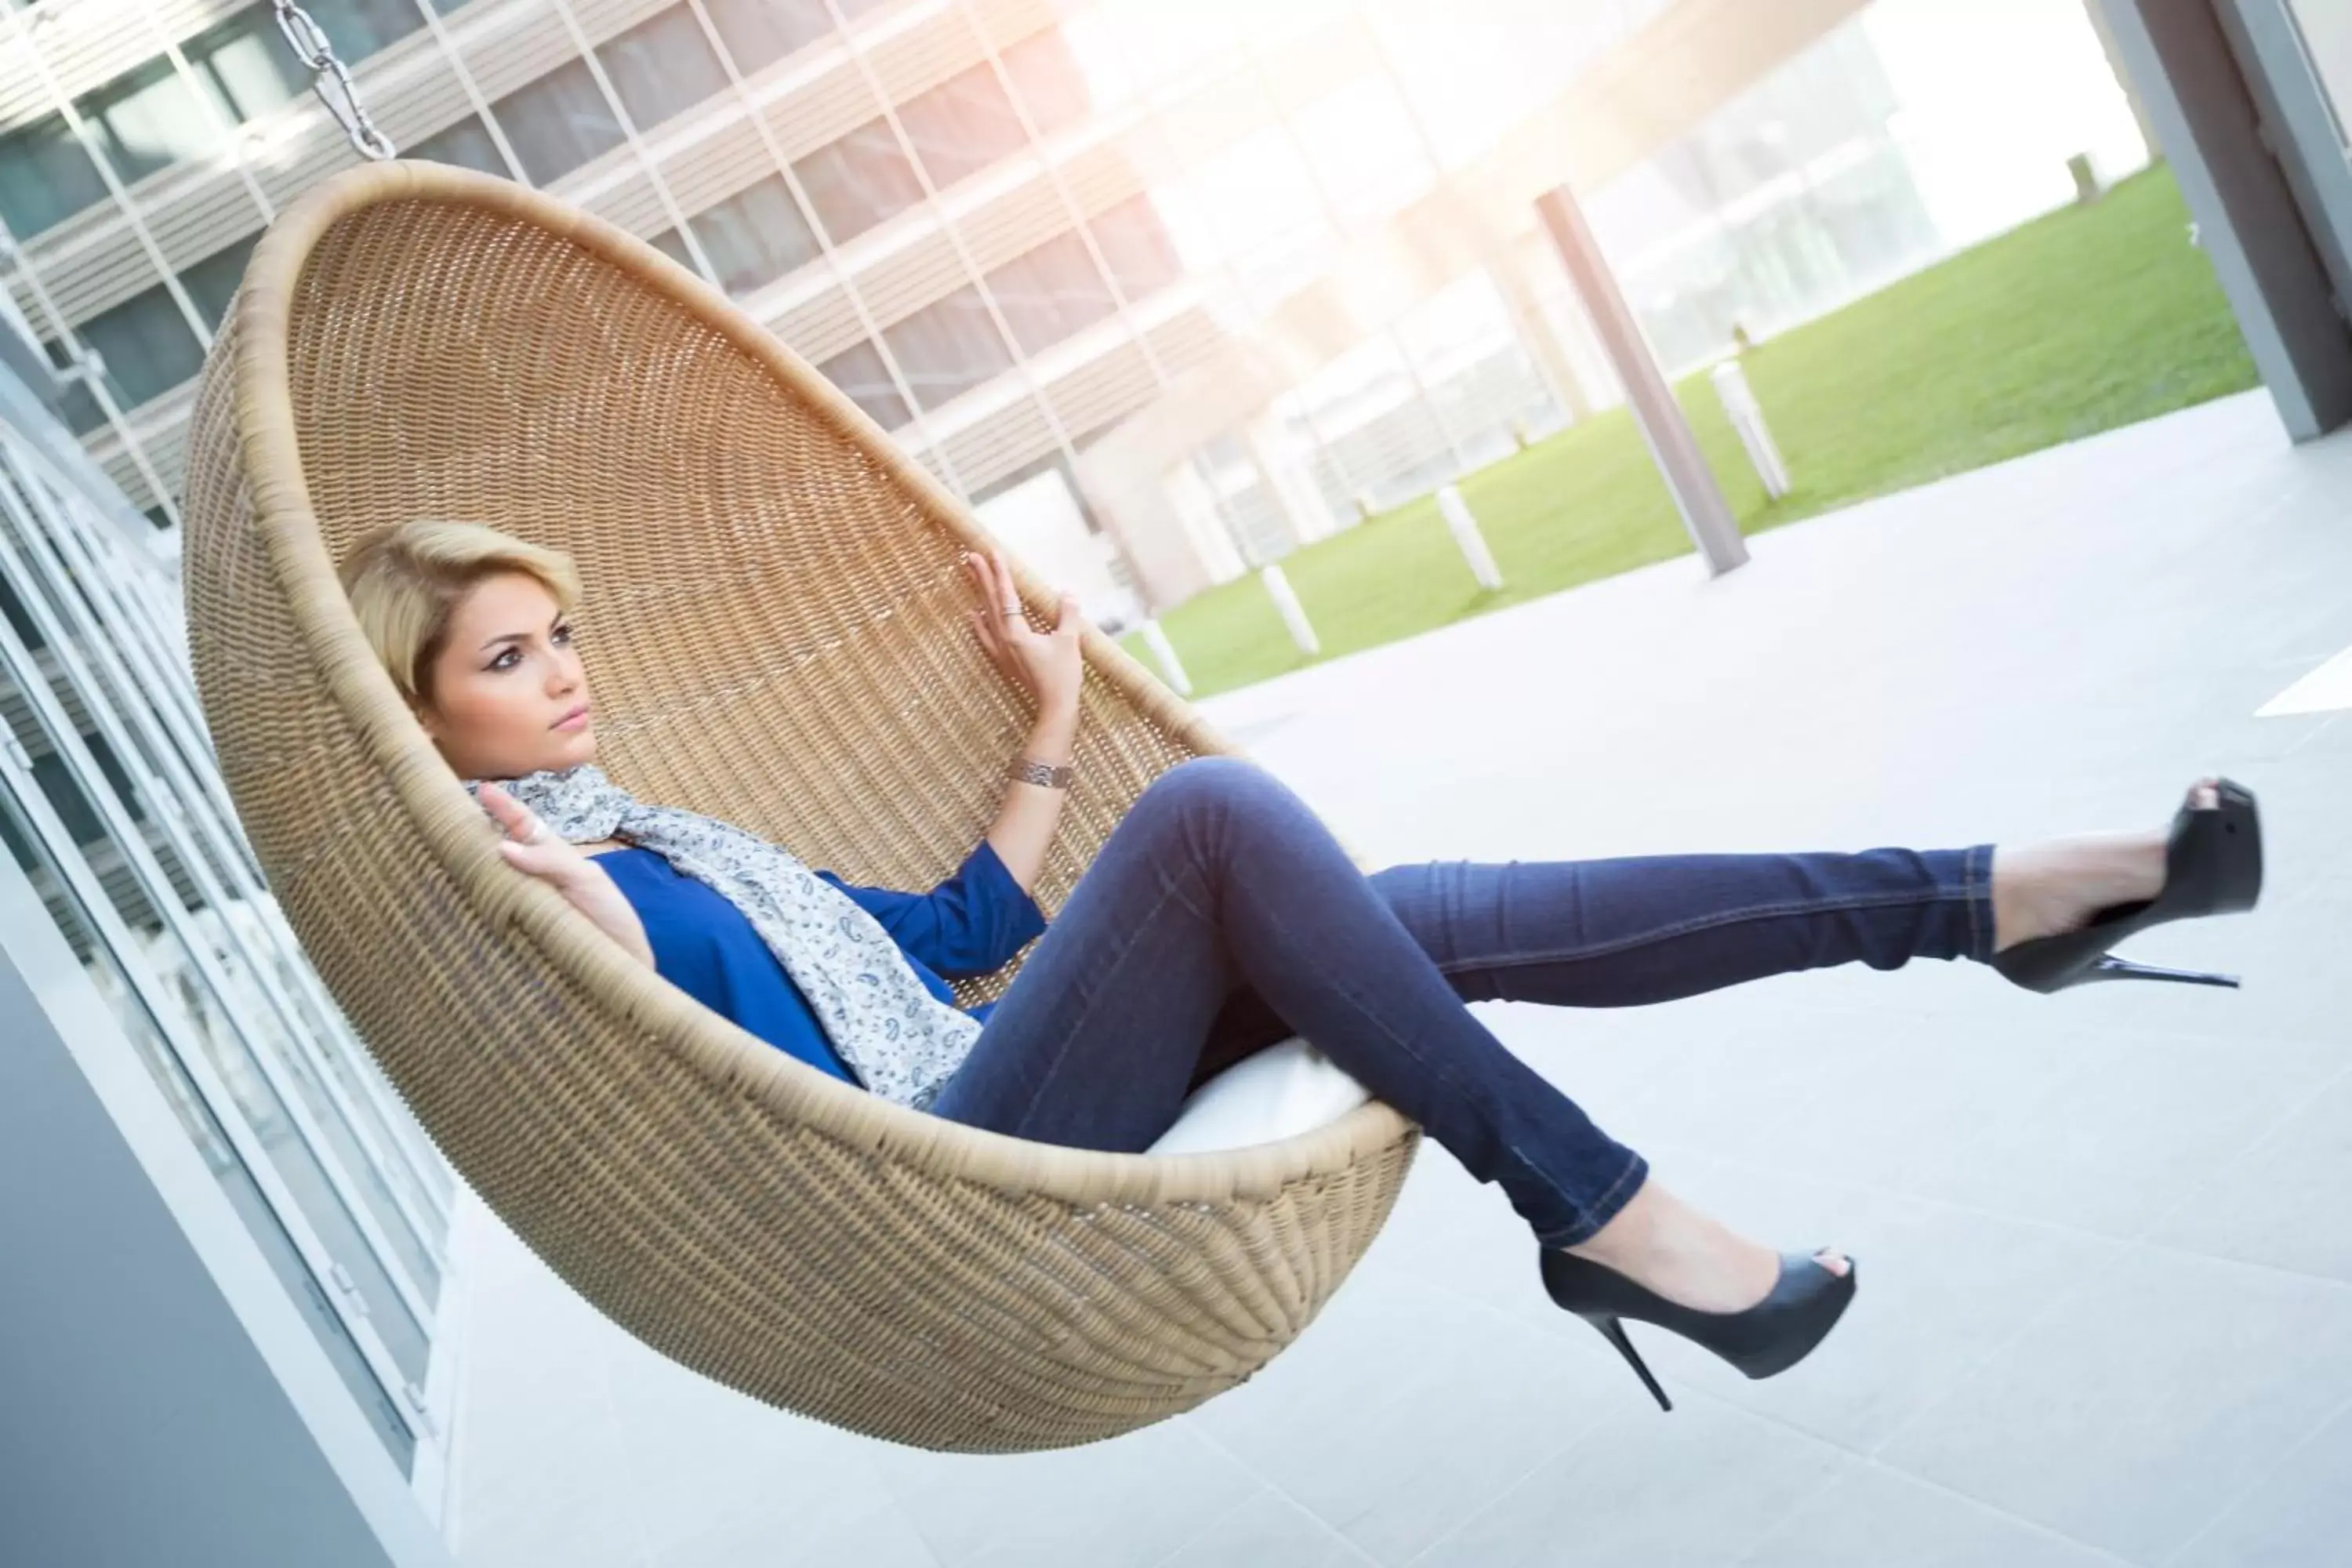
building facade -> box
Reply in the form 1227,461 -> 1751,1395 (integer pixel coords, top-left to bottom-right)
2,0 -> 2163,630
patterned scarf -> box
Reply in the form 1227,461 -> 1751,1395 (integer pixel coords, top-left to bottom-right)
483,764 -> 982,1110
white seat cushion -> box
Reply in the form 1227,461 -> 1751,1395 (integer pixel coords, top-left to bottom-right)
1145,1036 -> 1373,1155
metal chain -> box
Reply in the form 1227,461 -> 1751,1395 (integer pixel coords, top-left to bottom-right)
270,0 -> 397,161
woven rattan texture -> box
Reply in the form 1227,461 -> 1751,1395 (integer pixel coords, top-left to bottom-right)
179,163 -> 1418,1452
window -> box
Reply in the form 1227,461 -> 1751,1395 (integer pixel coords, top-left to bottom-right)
1000,28 -> 1091,135
971,451 -> 1102,534
881,286 -> 1011,411
895,64 -> 1025,191
76,55 -> 219,185
182,234 -> 262,328
405,115 -> 510,177
648,228 -> 696,271
0,0 -> 426,217
1089,194 -> 1182,300
817,340 -> 911,430
181,9 -> 307,125
491,60 -> 626,185
1292,78 -> 1432,227
985,231 -> 1113,355
302,0 -> 428,66
64,283 -> 205,412
0,116 -> 110,239
0,565 -> 42,652
52,381 -> 109,438
1191,126 -> 1319,261
702,0 -> 832,75
792,117 -> 924,243
39,337 -> 110,436
598,5 -> 728,132
687,176 -> 818,295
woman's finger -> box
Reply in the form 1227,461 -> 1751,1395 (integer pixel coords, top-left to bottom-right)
992,548 -> 1022,618
961,551 -> 993,627
967,608 -> 1007,670
970,545 -> 1035,630
498,839 -> 579,885
967,552 -> 1018,638
497,825 -> 577,869
478,782 -> 536,839
964,547 -> 1004,608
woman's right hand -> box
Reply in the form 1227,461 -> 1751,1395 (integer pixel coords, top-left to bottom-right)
478,782 -> 655,969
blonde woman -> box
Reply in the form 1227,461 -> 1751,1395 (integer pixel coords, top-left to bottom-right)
341,519 -> 2261,1410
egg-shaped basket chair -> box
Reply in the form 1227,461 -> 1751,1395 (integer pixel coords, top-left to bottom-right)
177,162 -> 1421,1454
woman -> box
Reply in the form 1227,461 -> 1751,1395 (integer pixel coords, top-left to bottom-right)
341,519 -> 2262,1410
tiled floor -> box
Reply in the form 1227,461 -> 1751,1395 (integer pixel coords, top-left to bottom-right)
446,390 -> 2352,1568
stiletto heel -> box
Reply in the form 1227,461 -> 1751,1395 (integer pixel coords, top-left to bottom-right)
1992,778 -> 2263,995
1540,1249 -> 1857,1410
2082,956 -> 2241,989
1581,1312 -> 1674,1411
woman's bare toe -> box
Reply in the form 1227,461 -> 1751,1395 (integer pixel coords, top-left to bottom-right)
1810,1247 -> 1852,1279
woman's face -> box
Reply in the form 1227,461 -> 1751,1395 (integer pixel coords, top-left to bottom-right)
416,572 -> 596,781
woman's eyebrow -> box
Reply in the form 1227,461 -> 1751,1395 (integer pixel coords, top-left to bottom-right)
476,630 -> 531,652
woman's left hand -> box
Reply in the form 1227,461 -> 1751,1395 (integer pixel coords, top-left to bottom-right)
962,546 -> 1088,720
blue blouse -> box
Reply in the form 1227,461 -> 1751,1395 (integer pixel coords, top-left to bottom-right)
594,839 -> 1049,1085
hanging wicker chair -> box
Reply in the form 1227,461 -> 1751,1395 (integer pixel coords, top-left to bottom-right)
178,162 -> 1419,1454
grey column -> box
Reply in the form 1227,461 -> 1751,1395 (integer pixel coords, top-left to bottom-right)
0,858 -> 453,1568
2085,0 -> 2165,159
1534,183 -> 1748,576
2096,0 -> 2352,440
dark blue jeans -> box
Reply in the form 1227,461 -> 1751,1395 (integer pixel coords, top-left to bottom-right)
932,757 -> 1995,1247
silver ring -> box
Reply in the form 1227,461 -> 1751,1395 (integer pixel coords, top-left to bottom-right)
1000,608 -> 1022,619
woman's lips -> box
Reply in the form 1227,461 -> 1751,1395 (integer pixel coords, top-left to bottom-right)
552,705 -> 590,732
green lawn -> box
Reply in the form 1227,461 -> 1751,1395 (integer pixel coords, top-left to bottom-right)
1120,168 -> 2259,699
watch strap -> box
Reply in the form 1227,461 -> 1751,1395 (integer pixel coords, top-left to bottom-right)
1007,756 -> 1073,790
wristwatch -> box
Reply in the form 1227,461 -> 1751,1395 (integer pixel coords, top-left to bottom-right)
1007,756 -> 1074,790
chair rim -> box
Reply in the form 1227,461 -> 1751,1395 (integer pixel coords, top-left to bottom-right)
224,159 -> 1415,1214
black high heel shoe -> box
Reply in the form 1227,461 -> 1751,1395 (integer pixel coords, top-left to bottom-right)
1991,778 -> 2263,993
1539,1249 -> 1857,1412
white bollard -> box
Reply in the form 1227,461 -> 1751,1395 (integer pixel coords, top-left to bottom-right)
1435,484 -> 1505,591
1258,562 -> 1320,655
2067,151 -> 2103,205
1137,618 -> 1192,695
1709,358 -> 1791,500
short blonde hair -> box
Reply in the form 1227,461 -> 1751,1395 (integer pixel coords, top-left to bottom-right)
339,521 -> 583,702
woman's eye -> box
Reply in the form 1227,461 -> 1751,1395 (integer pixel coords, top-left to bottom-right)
488,647 -> 521,671
551,623 -> 573,647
